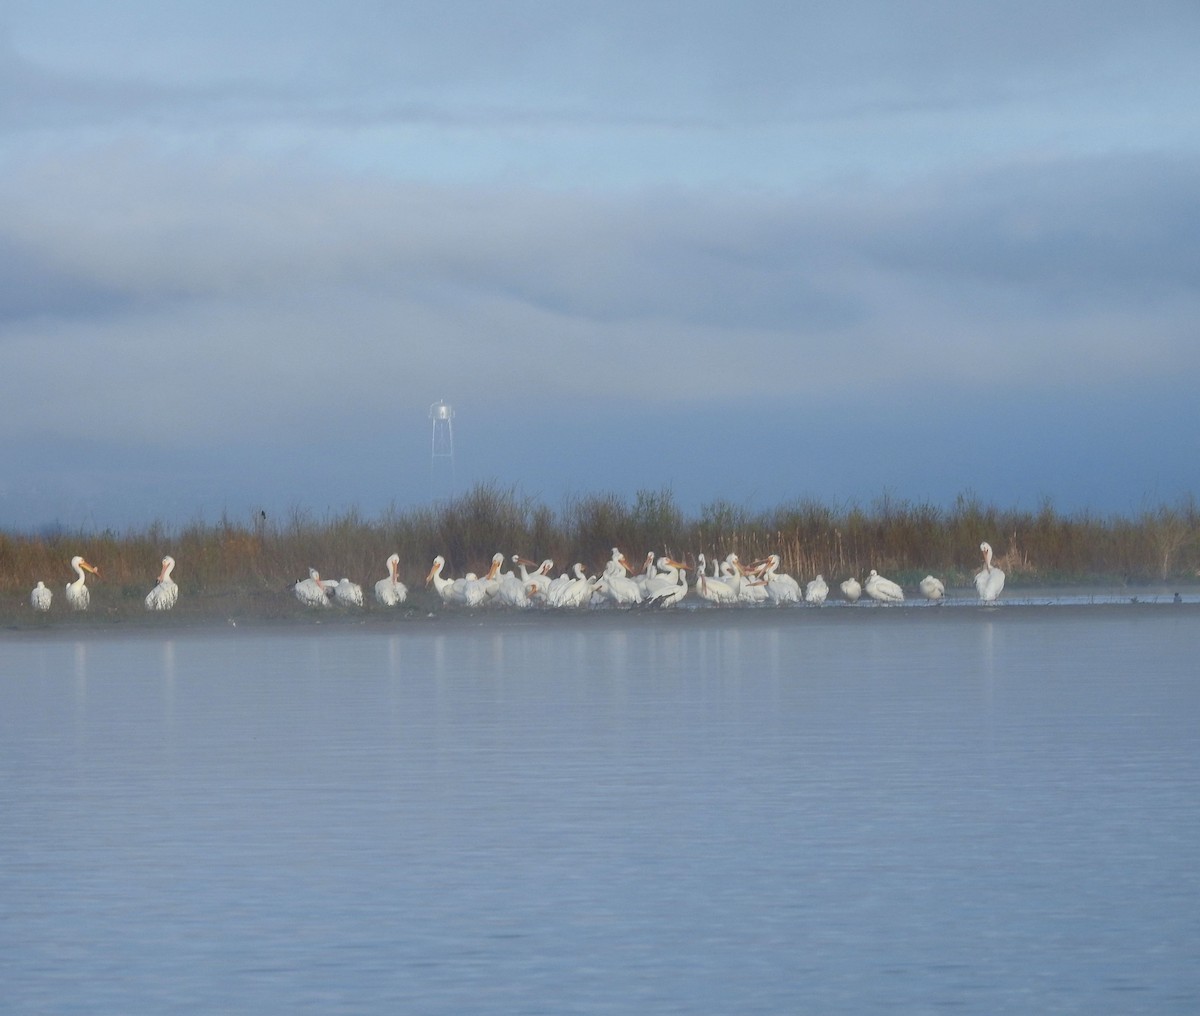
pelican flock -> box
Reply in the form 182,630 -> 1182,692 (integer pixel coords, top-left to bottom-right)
22,540 -> 1015,616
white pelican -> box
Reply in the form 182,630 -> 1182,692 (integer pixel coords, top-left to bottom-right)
864,569 -> 904,603
804,574 -> 829,605
145,555 -> 179,611
374,553 -> 408,606
919,575 -> 945,601
546,563 -> 594,608
31,581 -> 52,611
65,556 -> 99,611
722,553 -> 767,603
644,558 -> 689,606
425,556 -> 452,602
754,554 -> 801,604
630,551 -> 658,596
510,556 -> 554,597
452,572 -> 490,606
695,553 -> 738,605
445,555 -> 502,607
840,576 -> 862,602
975,542 -> 1005,602
493,556 -> 543,608
599,550 -> 642,605
294,568 -> 330,607
333,578 -> 364,607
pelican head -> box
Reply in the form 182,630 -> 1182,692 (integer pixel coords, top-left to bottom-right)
72,556 -> 100,576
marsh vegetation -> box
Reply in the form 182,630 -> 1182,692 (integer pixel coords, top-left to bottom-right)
3,485 -> 1198,616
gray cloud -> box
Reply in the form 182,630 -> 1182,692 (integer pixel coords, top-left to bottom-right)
2,1 -> 1197,527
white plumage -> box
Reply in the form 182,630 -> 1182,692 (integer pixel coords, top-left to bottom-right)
65,556 -> 99,611
374,553 -> 408,606
864,569 -> 904,603
975,542 -> 1006,602
333,578 -> 364,606
919,575 -> 945,601
694,554 -> 739,605
31,581 -> 52,611
804,574 -> 829,605
145,555 -> 179,611
294,568 -> 330,607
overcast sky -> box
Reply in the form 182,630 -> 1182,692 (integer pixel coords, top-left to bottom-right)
2,1 -> 1198,532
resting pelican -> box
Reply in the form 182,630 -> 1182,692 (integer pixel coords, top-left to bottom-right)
545,563 -> 594,608
804,574 -> 829,605
840,576 -> 862,602
374,553 -> 408,606
919,575 -> 945,601
31,581 -> 52,611
509,556 -> 554,600
493,555 -> 543,608
434,554 -> 502,607
452,572 -> 491,606
864,569 -> 904,603
695,553 -> 738,605
630,551 -> 658,596
753,554 -> 801,604
599,551 -> 643,606
333,578 -> 364,607
294,568 -> 330,607
644,558 -> 689,606
65,556 -> 99,611
975,542 -> 1005,602
145,556 -> 179,611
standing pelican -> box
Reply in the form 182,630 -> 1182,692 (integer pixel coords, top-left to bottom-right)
145,555 -> 179,611
426,556 -> 455,603
294,568 -> 330,607
840,576 -> 862,602
65,556 -> 99,611
975,542 -> 1005,602
864,569 -> 904,603
374,553 -> 408,606
31,581 -> 52,611
919,575 -> 945,601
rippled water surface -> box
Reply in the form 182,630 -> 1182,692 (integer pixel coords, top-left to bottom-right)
3,606 -> 1199,1014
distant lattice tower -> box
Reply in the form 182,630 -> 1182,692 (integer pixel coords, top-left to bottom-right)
429,399 -> 455,500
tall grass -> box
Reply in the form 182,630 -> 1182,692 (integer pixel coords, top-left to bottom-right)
2,484 -> 1198,603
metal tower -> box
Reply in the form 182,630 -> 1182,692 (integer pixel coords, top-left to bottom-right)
429,399 -> 455,501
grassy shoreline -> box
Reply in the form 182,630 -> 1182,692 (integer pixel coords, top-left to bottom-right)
3,484 -> 1198,617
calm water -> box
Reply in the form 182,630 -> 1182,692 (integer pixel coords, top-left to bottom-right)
2,606 -> 1198,1014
